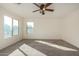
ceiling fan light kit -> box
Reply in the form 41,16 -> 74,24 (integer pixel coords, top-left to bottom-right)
33,3 -> 54,15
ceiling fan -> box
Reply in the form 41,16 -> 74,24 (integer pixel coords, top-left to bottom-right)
33,3 -> 54,15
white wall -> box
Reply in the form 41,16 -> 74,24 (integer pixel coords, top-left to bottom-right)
23,18 -> 61,39
23,8 -> 79,49
1,3 -> 79,49
62,9 -> 79,48
0,7 -> 23,50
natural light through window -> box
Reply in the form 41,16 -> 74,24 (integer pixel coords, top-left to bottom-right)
13,19 -> 18,35
4,16 -> 19,38
8,44 -> 46,56
19,44 -> 46,56
9,49 -> 25,56
27,22 -> 34,33
35,40 -> 78,51
4,16 -> 12,38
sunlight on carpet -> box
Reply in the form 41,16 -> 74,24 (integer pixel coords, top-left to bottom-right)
35,40 -> 78,51
9,49 -> 25,56
9,43 -> 46,56
19,44 -> 46,56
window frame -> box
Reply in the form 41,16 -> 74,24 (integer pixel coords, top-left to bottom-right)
4,16 -> 19,39
27,22 -> 34,33
13,19 -> 19,36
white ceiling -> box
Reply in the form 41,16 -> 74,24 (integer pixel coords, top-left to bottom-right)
0,3 -> 79,19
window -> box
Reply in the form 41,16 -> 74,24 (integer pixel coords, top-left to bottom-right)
27,22 -> 34,33
4,16 -> 12,38
4,16 -> 19,38
13,19 -> 18,35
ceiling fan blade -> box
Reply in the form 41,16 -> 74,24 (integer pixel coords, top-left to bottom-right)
45,3 -> 52,8
33,3 -> 40,8
45,9 -> 54,12
40,4 -> 45,10
33,9 -> 40,12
